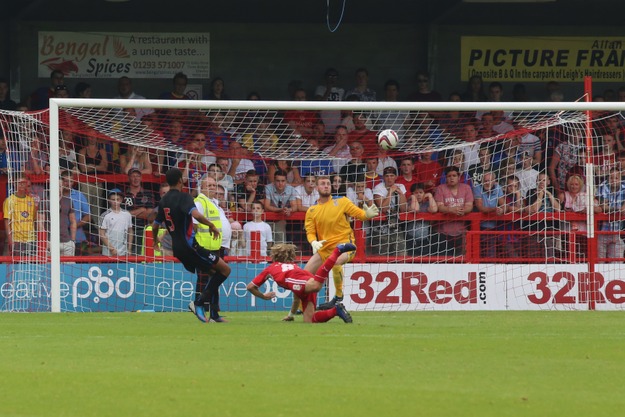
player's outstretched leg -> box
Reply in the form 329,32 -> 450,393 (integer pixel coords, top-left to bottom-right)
317,243 -> 355,310
334,302 -> 353,323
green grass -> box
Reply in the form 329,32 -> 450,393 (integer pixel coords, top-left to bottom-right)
1,311 -> 624,417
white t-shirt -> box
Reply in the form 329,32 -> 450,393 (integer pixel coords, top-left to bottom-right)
100,209 -> 133,256
346,187 -> 374,206
243,220 -> 273,256
294,185 -> 319,210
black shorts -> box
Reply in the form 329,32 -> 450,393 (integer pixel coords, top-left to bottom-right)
174,240 -> 220,274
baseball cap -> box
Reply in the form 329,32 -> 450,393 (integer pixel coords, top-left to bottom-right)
383,166 -> 397,175
108,188 -> 123,198
128,168 -> 142,176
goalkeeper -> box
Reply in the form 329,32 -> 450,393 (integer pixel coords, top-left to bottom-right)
284,175 -> 379,321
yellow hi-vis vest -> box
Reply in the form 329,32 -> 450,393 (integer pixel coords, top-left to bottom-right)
194,193 -> 222,250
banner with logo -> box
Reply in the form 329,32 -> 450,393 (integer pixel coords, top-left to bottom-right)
461,36 -> 625,82
38,31 -> 210,79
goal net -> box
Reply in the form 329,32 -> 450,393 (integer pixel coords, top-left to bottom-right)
1,97 -> 624,313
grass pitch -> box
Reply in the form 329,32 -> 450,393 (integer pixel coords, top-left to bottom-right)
1,311 -> 624,417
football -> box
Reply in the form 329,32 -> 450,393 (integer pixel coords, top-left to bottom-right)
377,129 -> 399,150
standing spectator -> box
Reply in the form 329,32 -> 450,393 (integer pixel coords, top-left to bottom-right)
434,166 -> 474,256
549,131 -> 584,196
408,71 -> 442,102
294,175 -> 319,213
283,88 -> 320,139
375,148 -> 398,177
158,72 -> 192,123
596,167 -> 625,262
236,169 -> 265,213
468,143 -> 495,191
372,166 -> 408,256
59,181 -> 77,257
243,202 -> 273,257
406,183 -> 439,256
323,125 -> 352,174
204,77 -> 230,100
28,70 -> 64,110
100,188 -> 133,257
120,144 -> 152,175
395,157 -> 417,199
267,159 -> 302,186
524,172 -> 561,259
314,67 -> 345,134
264,169 -> 297,243
61,170 -> 91,256
227,140 -> 255,184
122,169 -> 155,254
177,137 -> 209,197
516,151 -> 540,198
501,176 -> 524,258
345,68 -> 376,102
77,136 -> 109,221
364,156 -> 382,190
339,140 -> 367,188
114,76 -> 153,121
414,149 -> 443,194
4,176 -> 38,256
473,171 -> 505,258
0,77 -> 17,110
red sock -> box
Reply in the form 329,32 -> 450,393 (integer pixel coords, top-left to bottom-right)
312,307 -> 337,323
314,248 -> 341,281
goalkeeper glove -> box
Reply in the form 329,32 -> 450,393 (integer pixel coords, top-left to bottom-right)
363,203 -> 380,219
311,240 -> 326,254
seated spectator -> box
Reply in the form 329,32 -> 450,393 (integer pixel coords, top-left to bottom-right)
28,69 -> 64,110
236,169 -> 265,212
461,75 -> 487,102
406,183 -> 439,256
468,143 -> 495,191
339,140 -> 366,189
243,202 -> 273,257
346,179 -> 373,209
395,157 -> 417,199
331,173 -> 346,197
205,112 -> 232,152
347,113 -> 377,152
158,72 -> 192,123
516,151 -> 540,198
228,140 -> 256,184
441,149 -> 470,185
283,88 -> 320,139
323,125 -> 352,174
501,175 -> 525,258
74,82 -> 92,98
408,71 -> 442,102
558,173 -> 600,257
114,76 -> 154,121
434,166 -> 474,256
375,148 -> 398,177
364,156 -> 382,190
241,115 -> 279,154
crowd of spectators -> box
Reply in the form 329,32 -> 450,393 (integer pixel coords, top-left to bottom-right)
1,68 -> 625,262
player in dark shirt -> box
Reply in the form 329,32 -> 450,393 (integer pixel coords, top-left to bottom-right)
152,168 -> 231,323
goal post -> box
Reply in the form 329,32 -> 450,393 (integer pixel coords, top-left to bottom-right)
3,96 -> 625,313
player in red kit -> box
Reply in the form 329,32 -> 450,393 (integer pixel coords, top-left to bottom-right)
247,242 -> 356,323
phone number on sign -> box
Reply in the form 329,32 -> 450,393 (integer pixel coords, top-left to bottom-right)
133,61 -> 186,70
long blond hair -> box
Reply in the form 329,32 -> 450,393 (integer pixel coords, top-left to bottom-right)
270,243 -> 297,263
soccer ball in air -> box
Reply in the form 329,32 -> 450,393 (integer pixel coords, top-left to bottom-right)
377,129 -> 399,150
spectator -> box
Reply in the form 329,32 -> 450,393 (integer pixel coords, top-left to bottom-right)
240,115 -> 278,154
549,131 -> 584,196
331,174 -> 346,197
434,166 -> 474,256
395,157 -> 417,199
299,138 -> 334,177
205,77 -> 230,100
461,75 -> 488,102
501,175 -> 524,258
473,171 -> 505,258
0,77 -> 17,110
596,167 -> 625,262
408,71 -> 442,102
74,82 -> 92,98
59,180 -> 77,256
212,158 -> 235,193
517,151 -> 540,198
346,180 -> 373,209
114,76 -> 154,121
4,176 -> 38,256
176,136 -> 209,196
205,112 -> 232,152
524,172 -> 561,259
323,125 -> 351,174
236,169 -> 265,213
264,169 -> 297,243
122,169 -> 155,254
214,183 -> 236,257
468,143 -> 495,191
120,144 -> 153,175
406,182 -> 438,256
158,72 -> 191,123
283,88 -> 320,139
314,67 -> 345,134
99,188 -> 133,257
243,202 -> 273,257
294,175 -> 319,213
347,113 -> 377,152
61,170 -> 91,256
371,166 -> 407,256
376,79 -> 409,132
364,156 -> 381,190
441,149 -> 470,184
375,148 -> 398,177
267,159 -> 302,186
77,136 -> 109,220
345,67 -> 376,102
414,148 -> 443,194
227,140 -> 255,184
339,140 -> 367,188
29,69 -> 64,110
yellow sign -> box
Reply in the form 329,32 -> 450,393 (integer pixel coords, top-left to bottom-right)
461,36 -> 625,82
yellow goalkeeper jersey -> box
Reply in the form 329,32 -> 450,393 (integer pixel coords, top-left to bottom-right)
305,196 -> 367,257
3,194 -> 37,243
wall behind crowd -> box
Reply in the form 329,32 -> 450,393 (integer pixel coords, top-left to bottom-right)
8,22 -> 426,102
